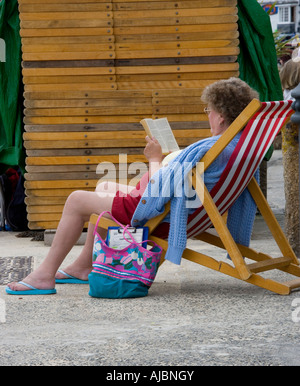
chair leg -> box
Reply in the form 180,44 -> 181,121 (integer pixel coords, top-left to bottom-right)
247,177 -> 299,265
194,171 -> 252,280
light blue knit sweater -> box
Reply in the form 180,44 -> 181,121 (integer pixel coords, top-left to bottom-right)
131,133 -> 258,264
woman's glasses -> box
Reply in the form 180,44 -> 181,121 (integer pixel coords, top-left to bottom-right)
204,107 -> 212,115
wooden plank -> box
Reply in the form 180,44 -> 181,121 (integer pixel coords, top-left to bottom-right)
27,205 -> 65,214
113,0 -> 236,4
22,52 -> 115,61
24,139 -> 151,149
28,221 -> 60,230
116,71 -> 238,82
153,96 -> 211,105
24,83 -> 117,92
25,197 -> 67,205
23,140 -> 197,156
19,12 -> 113,21
25,188 -> 94,197
24,136 -> 195,149
22,67 -> 116,77
247,257 -> 293,274
21,19 -> 113,29
25,179 -> 137,191
115,40 -> 239,51
284,279 -> 300,290
25,155 -> 148,165
23,72 -> 238,86
21,36 -> 115,45
116,80 -> 220,90
113,8 -> 237,19
23,75 -> 116,84
152,88 -> 203,97
21,43 -> 115,53
22,56 -> 237,70
116,63 -> 239,74
25,180 -> 99,189
20,28 -> 114,37
113,16 -> 238,27
23,115 -> 146,125
116,30 -> 239,43
27,213 -> 63,222
114,23 -> 238,35
113,0 -> 237,11
24,170 -> 148,181
19,0 -> 112,3
152,105 -> 205,114
24,106 -> 152,116
114,56 -> 238,66
25,165 -> 99,173
23,129 -> 204,140
19,3 -> 113,12
24,90 -> 152,100
115,47 -> 239,59
24,98 -> 151,108
24,121 -> 210,132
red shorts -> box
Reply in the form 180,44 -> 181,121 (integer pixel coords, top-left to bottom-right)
111,172 -> 169,239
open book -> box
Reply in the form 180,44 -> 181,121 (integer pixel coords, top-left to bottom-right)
140,117 -> 180,154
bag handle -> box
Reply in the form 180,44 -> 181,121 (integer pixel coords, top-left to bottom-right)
93,211 -> 128,242
93,211 -> 162,252
121,228 -> 162,251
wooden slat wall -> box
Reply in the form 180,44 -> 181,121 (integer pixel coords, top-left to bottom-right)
19,0 -> 239,229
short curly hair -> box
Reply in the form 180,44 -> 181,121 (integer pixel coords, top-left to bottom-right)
201,77 -> 260,126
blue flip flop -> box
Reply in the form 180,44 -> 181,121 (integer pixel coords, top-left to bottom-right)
5,281 -> 56,295
55,269 -> 89,284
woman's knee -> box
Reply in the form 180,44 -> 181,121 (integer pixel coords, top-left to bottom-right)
64,190 -> 88,212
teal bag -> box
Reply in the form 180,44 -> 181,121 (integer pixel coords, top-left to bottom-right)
88,211 -> 163,299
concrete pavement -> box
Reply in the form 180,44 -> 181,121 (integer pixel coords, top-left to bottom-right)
0,150 -> 299,366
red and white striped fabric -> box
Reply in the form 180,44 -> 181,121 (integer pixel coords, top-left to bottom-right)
186,100 -> 294,238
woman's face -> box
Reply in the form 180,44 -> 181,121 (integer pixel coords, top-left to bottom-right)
206,105 -> 227,136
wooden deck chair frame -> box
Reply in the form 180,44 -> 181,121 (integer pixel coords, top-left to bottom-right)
90,98 -> 300,295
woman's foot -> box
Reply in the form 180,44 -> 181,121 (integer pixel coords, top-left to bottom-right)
6,270 -> 55,292
55,264 -> 92,282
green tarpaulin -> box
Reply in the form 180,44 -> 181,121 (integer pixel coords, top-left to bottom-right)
0,0 -> 24,175
237,0 -> 283,102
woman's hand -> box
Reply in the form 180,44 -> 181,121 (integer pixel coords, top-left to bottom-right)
144,136 -> 164,178
143,136 -> 163,163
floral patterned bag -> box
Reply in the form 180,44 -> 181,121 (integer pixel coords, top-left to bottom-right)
88,211 -> 163,299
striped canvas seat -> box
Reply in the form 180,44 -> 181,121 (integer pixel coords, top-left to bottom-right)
187,100 -> 294,238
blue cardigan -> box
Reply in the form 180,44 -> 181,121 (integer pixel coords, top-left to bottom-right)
131,133 -> 258,264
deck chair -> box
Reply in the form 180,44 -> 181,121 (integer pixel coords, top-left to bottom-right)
90,98 -> 300,295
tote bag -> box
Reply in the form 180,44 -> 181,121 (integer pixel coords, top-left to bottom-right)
88,211 -> 163,299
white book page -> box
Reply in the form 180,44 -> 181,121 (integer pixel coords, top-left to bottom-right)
143,118 -> 179,153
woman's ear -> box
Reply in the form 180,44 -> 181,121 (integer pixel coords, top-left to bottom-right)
218,114 -> 225,127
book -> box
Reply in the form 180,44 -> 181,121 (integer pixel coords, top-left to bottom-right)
140,117 -> 180,154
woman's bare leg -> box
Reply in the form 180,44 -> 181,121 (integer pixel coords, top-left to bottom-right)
55,182 -> 135,280
7,181 -> 134,291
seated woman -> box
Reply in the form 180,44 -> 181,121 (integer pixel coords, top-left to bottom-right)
6,77 -> 259,295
